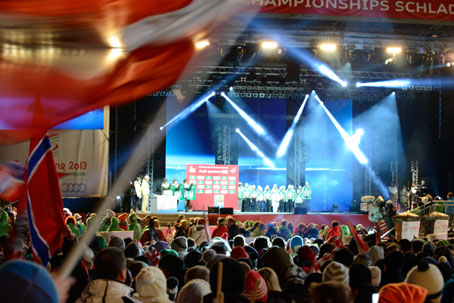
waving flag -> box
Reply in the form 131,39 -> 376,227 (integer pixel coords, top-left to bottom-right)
0,0 -> 244,144
0,162 -> 26,202
27,134 -> 65,266
346,220 -> 369,254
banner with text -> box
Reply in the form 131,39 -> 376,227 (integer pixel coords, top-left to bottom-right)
243,0 -> 454,22
186,164 -> 239,210
0,129 -> 109,198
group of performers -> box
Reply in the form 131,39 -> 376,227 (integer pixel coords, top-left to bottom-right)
239,182 -> 312,213
160,178 -> 196,211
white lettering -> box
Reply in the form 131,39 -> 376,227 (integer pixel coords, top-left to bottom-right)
450,4 -> 454,14
416,2 -> 427,13
313,0 -> 324,8
279,0 -> 292,7
350,0 -> 361,10
405,2 -> 415,13
294,0 -> 304,6
381,0 -> 389,11
338,0 -> 348,9
370,0 -> 379,10
395,1 -> 404,12
326,0 -> 337,9
428,3 -> 436,14
438,4 -> 448,14
264,0 -> 278,6
362,0 -> 369,10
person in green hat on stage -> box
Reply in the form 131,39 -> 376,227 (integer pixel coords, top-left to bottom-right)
257,185 -> 265,212
264,185 -> 272,212
250,184 -> 258,212
302,181 -> 312,212
242,183 -> 251,212
186,181 -> 196,211
286,185 -> 296,213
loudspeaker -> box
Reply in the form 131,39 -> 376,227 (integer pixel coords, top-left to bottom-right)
220,207 -> 233,215
294,207 -> 307,215
208,207 -> 219,214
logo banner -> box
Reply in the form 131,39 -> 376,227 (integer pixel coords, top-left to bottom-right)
186,164 -> 239,210
243,0 -> 454,22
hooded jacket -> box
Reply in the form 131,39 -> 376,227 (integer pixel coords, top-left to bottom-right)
76,279 -> 136,303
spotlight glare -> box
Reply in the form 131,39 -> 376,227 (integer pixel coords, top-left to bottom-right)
195,39 -> 210,50
230,86 -> 233,91
356,82 -> 360,87
236,129 -> 275,168
447,62 -> 451,67
317,64 -> 349,87
261,40 -> 278,50
341,81 -> 348,87
320,43 -> 337,52
356,79 -> 411,88
386,47 -> 402,54
160,126 -> 164,131
235,128 -> 239,133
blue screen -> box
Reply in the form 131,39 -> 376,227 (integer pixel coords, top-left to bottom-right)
53,108 -> 104,129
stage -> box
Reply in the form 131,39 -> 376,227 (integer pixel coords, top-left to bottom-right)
138,211 -> 370,228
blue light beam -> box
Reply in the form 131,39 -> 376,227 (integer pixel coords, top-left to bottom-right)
236,128 -> 275,168
221,92 -> 266,136
160,91 -> 215,130
276,94 -> 309,158
314,94 -> 368,164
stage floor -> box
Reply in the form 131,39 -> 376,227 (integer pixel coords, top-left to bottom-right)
140,211 -> 370,228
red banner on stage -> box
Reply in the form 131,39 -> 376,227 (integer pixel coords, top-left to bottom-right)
242,0 -> 454,22
186,164 -> 239,210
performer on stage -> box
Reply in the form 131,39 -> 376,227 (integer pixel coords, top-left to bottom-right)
161,178 -> 171,196
257,186 -> 265,212
295,186 -> 303,207
141,175 -> 150,212
171,179 -> 181,199
242,183 -> 251,212
286,185 -> 296,213
264,185 -> 272,212
238,182 -> 244,212
271,184 -> 280,212
250,185 -> 258,212
134,176 -> 142,212
278,185 -> 286,212
302,182 -> 312,212
410,182 -> 418,209
400,186 -> 409,210
183,179 -> 190,211
388,182 -> 398,205
186,181 -> 196,211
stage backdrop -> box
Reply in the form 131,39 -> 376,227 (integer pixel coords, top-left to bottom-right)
186,164 -> 239,210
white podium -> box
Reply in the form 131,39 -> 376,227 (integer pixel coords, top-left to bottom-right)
150,195 -> 177,212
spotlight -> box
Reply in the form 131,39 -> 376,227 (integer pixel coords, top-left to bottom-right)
320,43 -> 337,52
356,128 -> 364,136
447,62 -> 451,67
356,79 -> 411,88
160,126 -> 164,131
386,47 -> 402,54
261,40 -> 278,50
195,39 -> 210,50
235,128 -> 239,133
341,81 -> 348,87
355,82 -> 360,87
230,86 -> 234,91
236,128 -> 275,168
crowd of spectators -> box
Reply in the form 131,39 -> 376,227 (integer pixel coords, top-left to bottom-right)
1,208 -> 454,303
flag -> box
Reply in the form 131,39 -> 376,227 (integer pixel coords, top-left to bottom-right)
0,162 -> 26,202
346,220 -> 369,254
0,0 -> 244,144
26,134 -> 66,266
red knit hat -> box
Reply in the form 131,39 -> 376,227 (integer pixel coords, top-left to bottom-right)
242,270 -> 268,302
231,246 -> 249,260
379,282 -> 428,303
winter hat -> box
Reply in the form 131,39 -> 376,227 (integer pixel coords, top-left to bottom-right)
184,250 -> 203,268
210,258 -> 245,294
322,261 -> 349,285
369,266 -> 382,287
108,236 -> 125,250
289,236 -> 304,251
154,241 -> 169,253
333,247 -> 354,267
244,245 -> 259,262
436,240 -> 450,248
349,264 -> 372,289
184,265 -> 210,283
231,246 -> 249,260
379,282 -> 428,303
177,279 -> 211,303
259,247 -> 292,283
171,236 -> 188,258
128,261 -> 149,279
367,245 -> 384,265
0,259 -> 59,303
187,238 -> 196,251
160,249 -> 179,258
405,261 -> 444,303
167,277 -> 179,301
159,255 -> 184,278
353,253 -> 372,267
202,248 -> 225,268
242,271 -> 268,302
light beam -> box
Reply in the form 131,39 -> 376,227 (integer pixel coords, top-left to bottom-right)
236,128 -> 275,168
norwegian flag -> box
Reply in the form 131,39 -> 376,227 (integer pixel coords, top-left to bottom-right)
0,0 -> 244,144
26,134 -> 66,266
0,162 -> 26,202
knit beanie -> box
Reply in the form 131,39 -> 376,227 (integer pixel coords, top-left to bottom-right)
436,240 -> 450,248
231,246 -> 249,260
379,282 -> 428,303
184,265 -> 210,283
405,261 -> 444,303
353,253 -> 372,267
177,279 -> 211,303
160,249 -> 179,258
242,270 -> 268,302
259,247 -> 292,283
349,264 -> 372,289
369,266 -> 382,287
0,260 -> 59,303
171,236 -> 188,258
367,245 -> 384,265
202,248 -> 225,268
210,258 -> 245,294
322,261 -> 349,285
154,241 -> 169,253
184,250 -> 203,268
333,247 -> 354,267
289,236 -> 304,250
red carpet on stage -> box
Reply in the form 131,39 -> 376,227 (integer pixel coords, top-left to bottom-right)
207,213 -> 370,227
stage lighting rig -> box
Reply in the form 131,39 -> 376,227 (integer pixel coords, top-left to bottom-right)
320,43 -> 337,52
